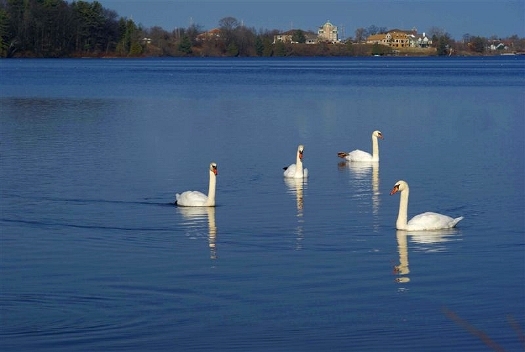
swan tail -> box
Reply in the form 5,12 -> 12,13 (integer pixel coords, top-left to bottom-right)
337,152 -> 348,158
451,216 -> 464,227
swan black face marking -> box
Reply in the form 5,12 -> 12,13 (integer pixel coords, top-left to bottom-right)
390,184 -> 400,195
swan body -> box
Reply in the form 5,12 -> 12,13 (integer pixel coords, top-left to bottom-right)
176,163 -> 218,207
390,180 -> 463,231
284,145 -> 308,178
338,130 -> 383,162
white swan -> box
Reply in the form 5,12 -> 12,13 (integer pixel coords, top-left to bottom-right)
390,180 -> 463,231
338,130 -> 383,162
283,145 -> 308,178
175,162 -> 218,207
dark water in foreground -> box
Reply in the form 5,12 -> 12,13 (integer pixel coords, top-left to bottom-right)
1,57 -> 524,351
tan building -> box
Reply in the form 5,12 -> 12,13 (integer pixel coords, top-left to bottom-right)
317,20 -> 338,43
273,30 -> 296,44
387,32 -> 410,48
366,29 -> 431,48
366,34 -> 389,46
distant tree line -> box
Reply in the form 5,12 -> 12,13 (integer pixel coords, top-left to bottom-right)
0,0 -> 144,57
1,0 -> 524,58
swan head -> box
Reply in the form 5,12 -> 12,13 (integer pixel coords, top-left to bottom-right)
373,130 -> 384,139
297,145 -> 304,160
390,180 -> 408,195
209,162 -> 218,175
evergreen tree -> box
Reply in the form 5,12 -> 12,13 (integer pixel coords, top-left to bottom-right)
292,30 -> 306,44
0,7 -> 8,57
262,37 -> 273,57
429,32 -> 451,56
469,36 -> 486,53
255,36 -> 264,56
178,34 -> 192,55
274,41 -> 286,56
129,42 -> 142,56
226,42 -> 239,56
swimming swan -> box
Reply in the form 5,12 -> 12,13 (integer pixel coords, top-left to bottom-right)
390,180 -> 463,231
284,145 -> 308,178
176,162 -> 218,207
338,130 -> 383,162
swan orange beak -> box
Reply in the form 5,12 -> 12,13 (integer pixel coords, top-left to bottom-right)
390,185 -> 399,195
299,151 -> 303,160
378,134 -> 384,139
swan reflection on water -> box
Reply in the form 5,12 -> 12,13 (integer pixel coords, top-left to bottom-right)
284,177 -> 307,250
394,229 -> 461,283
177,206 -> 217,260
339,161 -> 380,218
284,177 -> 306,213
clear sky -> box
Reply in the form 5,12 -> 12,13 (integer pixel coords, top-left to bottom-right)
88,0 -> 524,40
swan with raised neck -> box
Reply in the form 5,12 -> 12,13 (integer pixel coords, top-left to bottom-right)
284,145 -> 308,178
390,180 -> 463,231
338,130 -> 383,162
175,162 -> 218,207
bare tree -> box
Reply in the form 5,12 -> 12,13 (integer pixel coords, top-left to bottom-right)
428,26 -> 446,39
367,25 -> 379,35
354,27 -> 366,43
218,16 -> 239,33
218,16 -> 239,54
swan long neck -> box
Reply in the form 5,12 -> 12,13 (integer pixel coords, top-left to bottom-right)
397,187 -> 409,230
205,170 -> 217,206
372,135 -> 379,161
295,151 -> 303,176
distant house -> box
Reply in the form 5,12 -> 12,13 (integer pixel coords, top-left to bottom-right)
273,30 -> 296,44
317,20 -> 338,43
408,32 -> 432,48
273,20 -> 341,45
273,30 -> 318,44
366,34 -> 389,46
196,28 -> 221,42
304,32 -> 318,44
367,29 -> 431,48
490,42 -> 508,51
385,31 -> 410,48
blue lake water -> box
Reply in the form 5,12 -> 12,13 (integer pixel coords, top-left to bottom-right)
1,56 -> 524,351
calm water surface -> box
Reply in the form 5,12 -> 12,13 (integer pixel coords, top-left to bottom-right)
1,57 -> 524,351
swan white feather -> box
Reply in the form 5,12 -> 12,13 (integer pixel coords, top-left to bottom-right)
338,130 -> 383,162
284,145 -> 308,178
176,162 -> 218,207
390,180 -> 463,231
